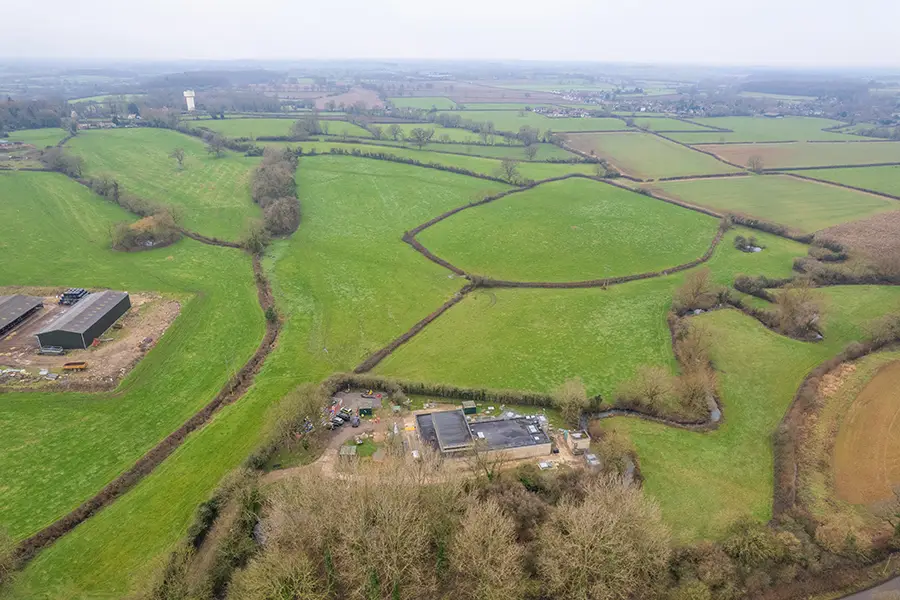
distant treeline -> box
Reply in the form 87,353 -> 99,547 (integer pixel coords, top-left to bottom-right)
0,98 -> 67,133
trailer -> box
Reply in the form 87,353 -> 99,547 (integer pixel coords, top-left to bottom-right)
62,361 -> 87,372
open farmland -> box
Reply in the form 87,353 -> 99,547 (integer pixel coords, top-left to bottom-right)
67,128 -> 261,241
373,122 -> 515,143
565,131 -> 742,179
834,360 -> 900,504
2,157 -> 511,598
605,285 -> 900,540
388,96 -> 457,109
188,117 -> 372,138
632,117 -> 718,131
6,128 -> 68,147
667,116 -> 858,143
0,171 -> 264,542
704,141 -> 900,169
656,174 -> 900,232
438,109 -> 628,133
417,177 -> 719,282
799,165 -> 900,197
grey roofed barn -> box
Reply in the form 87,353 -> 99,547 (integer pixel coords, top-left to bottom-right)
0,295 -> 43,336
468,416 -> 551,451
36,291 -> 131,349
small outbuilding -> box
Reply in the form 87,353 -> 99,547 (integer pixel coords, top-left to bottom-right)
358,398 -> 374,416
36,291 -> 130,350
0,295 -> 43,336
564,430 -> 591,455
461,400 -> 477,415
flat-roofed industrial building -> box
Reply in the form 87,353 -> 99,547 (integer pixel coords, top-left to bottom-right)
36,291 -> 131,350
0,295 -> 43,336
416,408 -> 551,460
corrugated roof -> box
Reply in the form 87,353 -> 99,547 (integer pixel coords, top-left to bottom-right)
38,291 -> 128,335
0,295 -> 43,331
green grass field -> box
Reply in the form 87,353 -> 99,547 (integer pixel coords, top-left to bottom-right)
372,122 -> 518,144
789,165 -> 900,197
608,285 -> 900,541
188,117 -> 372,139
667,116 -> 857,143
632,117 -> 715,132
6,128 -> 68,147
0,171 -> 264,543
266,140 -> 595,181
67,128 -> 261,241
418,177 -> 719,281
565,132 -> 742,179
2,157 -> 511,598
369,139 -> 577,161
459,103 -> 557,110
377,225 -> 809,400
657,174 -> 900,232
388,96 -> 457,110
438,110 -> 628,133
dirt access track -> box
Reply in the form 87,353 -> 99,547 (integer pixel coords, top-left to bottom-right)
0,287 -> 180,390
834,360 -> 900,504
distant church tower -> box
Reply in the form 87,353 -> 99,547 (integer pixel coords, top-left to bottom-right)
183,90 -> 196,112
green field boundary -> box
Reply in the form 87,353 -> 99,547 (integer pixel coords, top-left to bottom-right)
775,171 -> 900,202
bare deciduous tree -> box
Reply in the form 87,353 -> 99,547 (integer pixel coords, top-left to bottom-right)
169,147 -> 185,169
673,268 -> 720,314
389,124 -> 403,141
523,144 -> 538,161
497,158 -> 521,184
448,498 -> 527,600
408,127 -> 435,149
368,125 -> 383,140
536,476 -> 671,600
205,135 -> 226,158
775,280 -> 822,338
553,378 -> 588,427
748,155 -> 765,173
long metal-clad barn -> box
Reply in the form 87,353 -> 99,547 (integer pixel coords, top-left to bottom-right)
36,291 -> 131,349
0,295 -> 44,336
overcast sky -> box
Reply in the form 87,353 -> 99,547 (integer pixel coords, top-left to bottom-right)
3,0 -> 898,68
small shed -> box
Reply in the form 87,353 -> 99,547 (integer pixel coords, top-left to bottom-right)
461,400 -> 477,415
564,430 -> 591,455
358,398 -> 374,416
339,445 -> 357,461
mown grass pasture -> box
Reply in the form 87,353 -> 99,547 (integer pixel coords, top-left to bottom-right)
3,157 -> 511,598
67,128 -> 261,241
667,116 -> 858,143
6,128 -> 68,147
372,122 -> 519,144
704,141 -> 900,169
437,109 -> 628,133
0,171 -> 264,543
187,117 -> 372,139
565,132 -> 742,179
799,164 -> 900,197
417,177 -> 719,282
370,139 -> 578,160
387,96 -> 457,109
632,117 -> 717,131
607,285 -> 900,541
656,174 -> 900,232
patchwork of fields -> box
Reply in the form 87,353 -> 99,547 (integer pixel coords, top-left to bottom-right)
703,141 -> 900,169
656,174 -> 900,232
186,117 -> 372,139
5,107 -> 900,598
565,131 -> 742,179
417,177 -> 720,281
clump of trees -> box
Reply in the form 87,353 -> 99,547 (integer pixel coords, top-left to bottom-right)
672,268 -> 726,315
290,111 -> 323,140
250,147 -> 301,237
39,147 -> 84,177
552,378 -> 588,427
774,280 -> 822,339
111,212 -> 181,251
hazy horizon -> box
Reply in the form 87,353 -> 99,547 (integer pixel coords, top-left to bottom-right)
4,0 -> 899,69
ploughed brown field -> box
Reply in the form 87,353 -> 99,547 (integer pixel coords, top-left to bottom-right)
703,141 -> 900,169
834,361 -> 900,504
821,210 -> 900,275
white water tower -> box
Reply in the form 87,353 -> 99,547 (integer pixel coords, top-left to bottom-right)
183,90 -> 196,112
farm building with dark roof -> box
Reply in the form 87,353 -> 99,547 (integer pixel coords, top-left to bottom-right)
36,291 -> 130,349
0,295 -> 43,336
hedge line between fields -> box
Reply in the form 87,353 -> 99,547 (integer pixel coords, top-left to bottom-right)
773,336 -> 900,517
769,161 -> 900,172
11,256 -> 279,569
778,172 -> 900,201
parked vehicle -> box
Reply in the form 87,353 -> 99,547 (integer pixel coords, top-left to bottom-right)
335,412 -> 350,422
351,415 -> 360,427
331,417 -> 344,427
